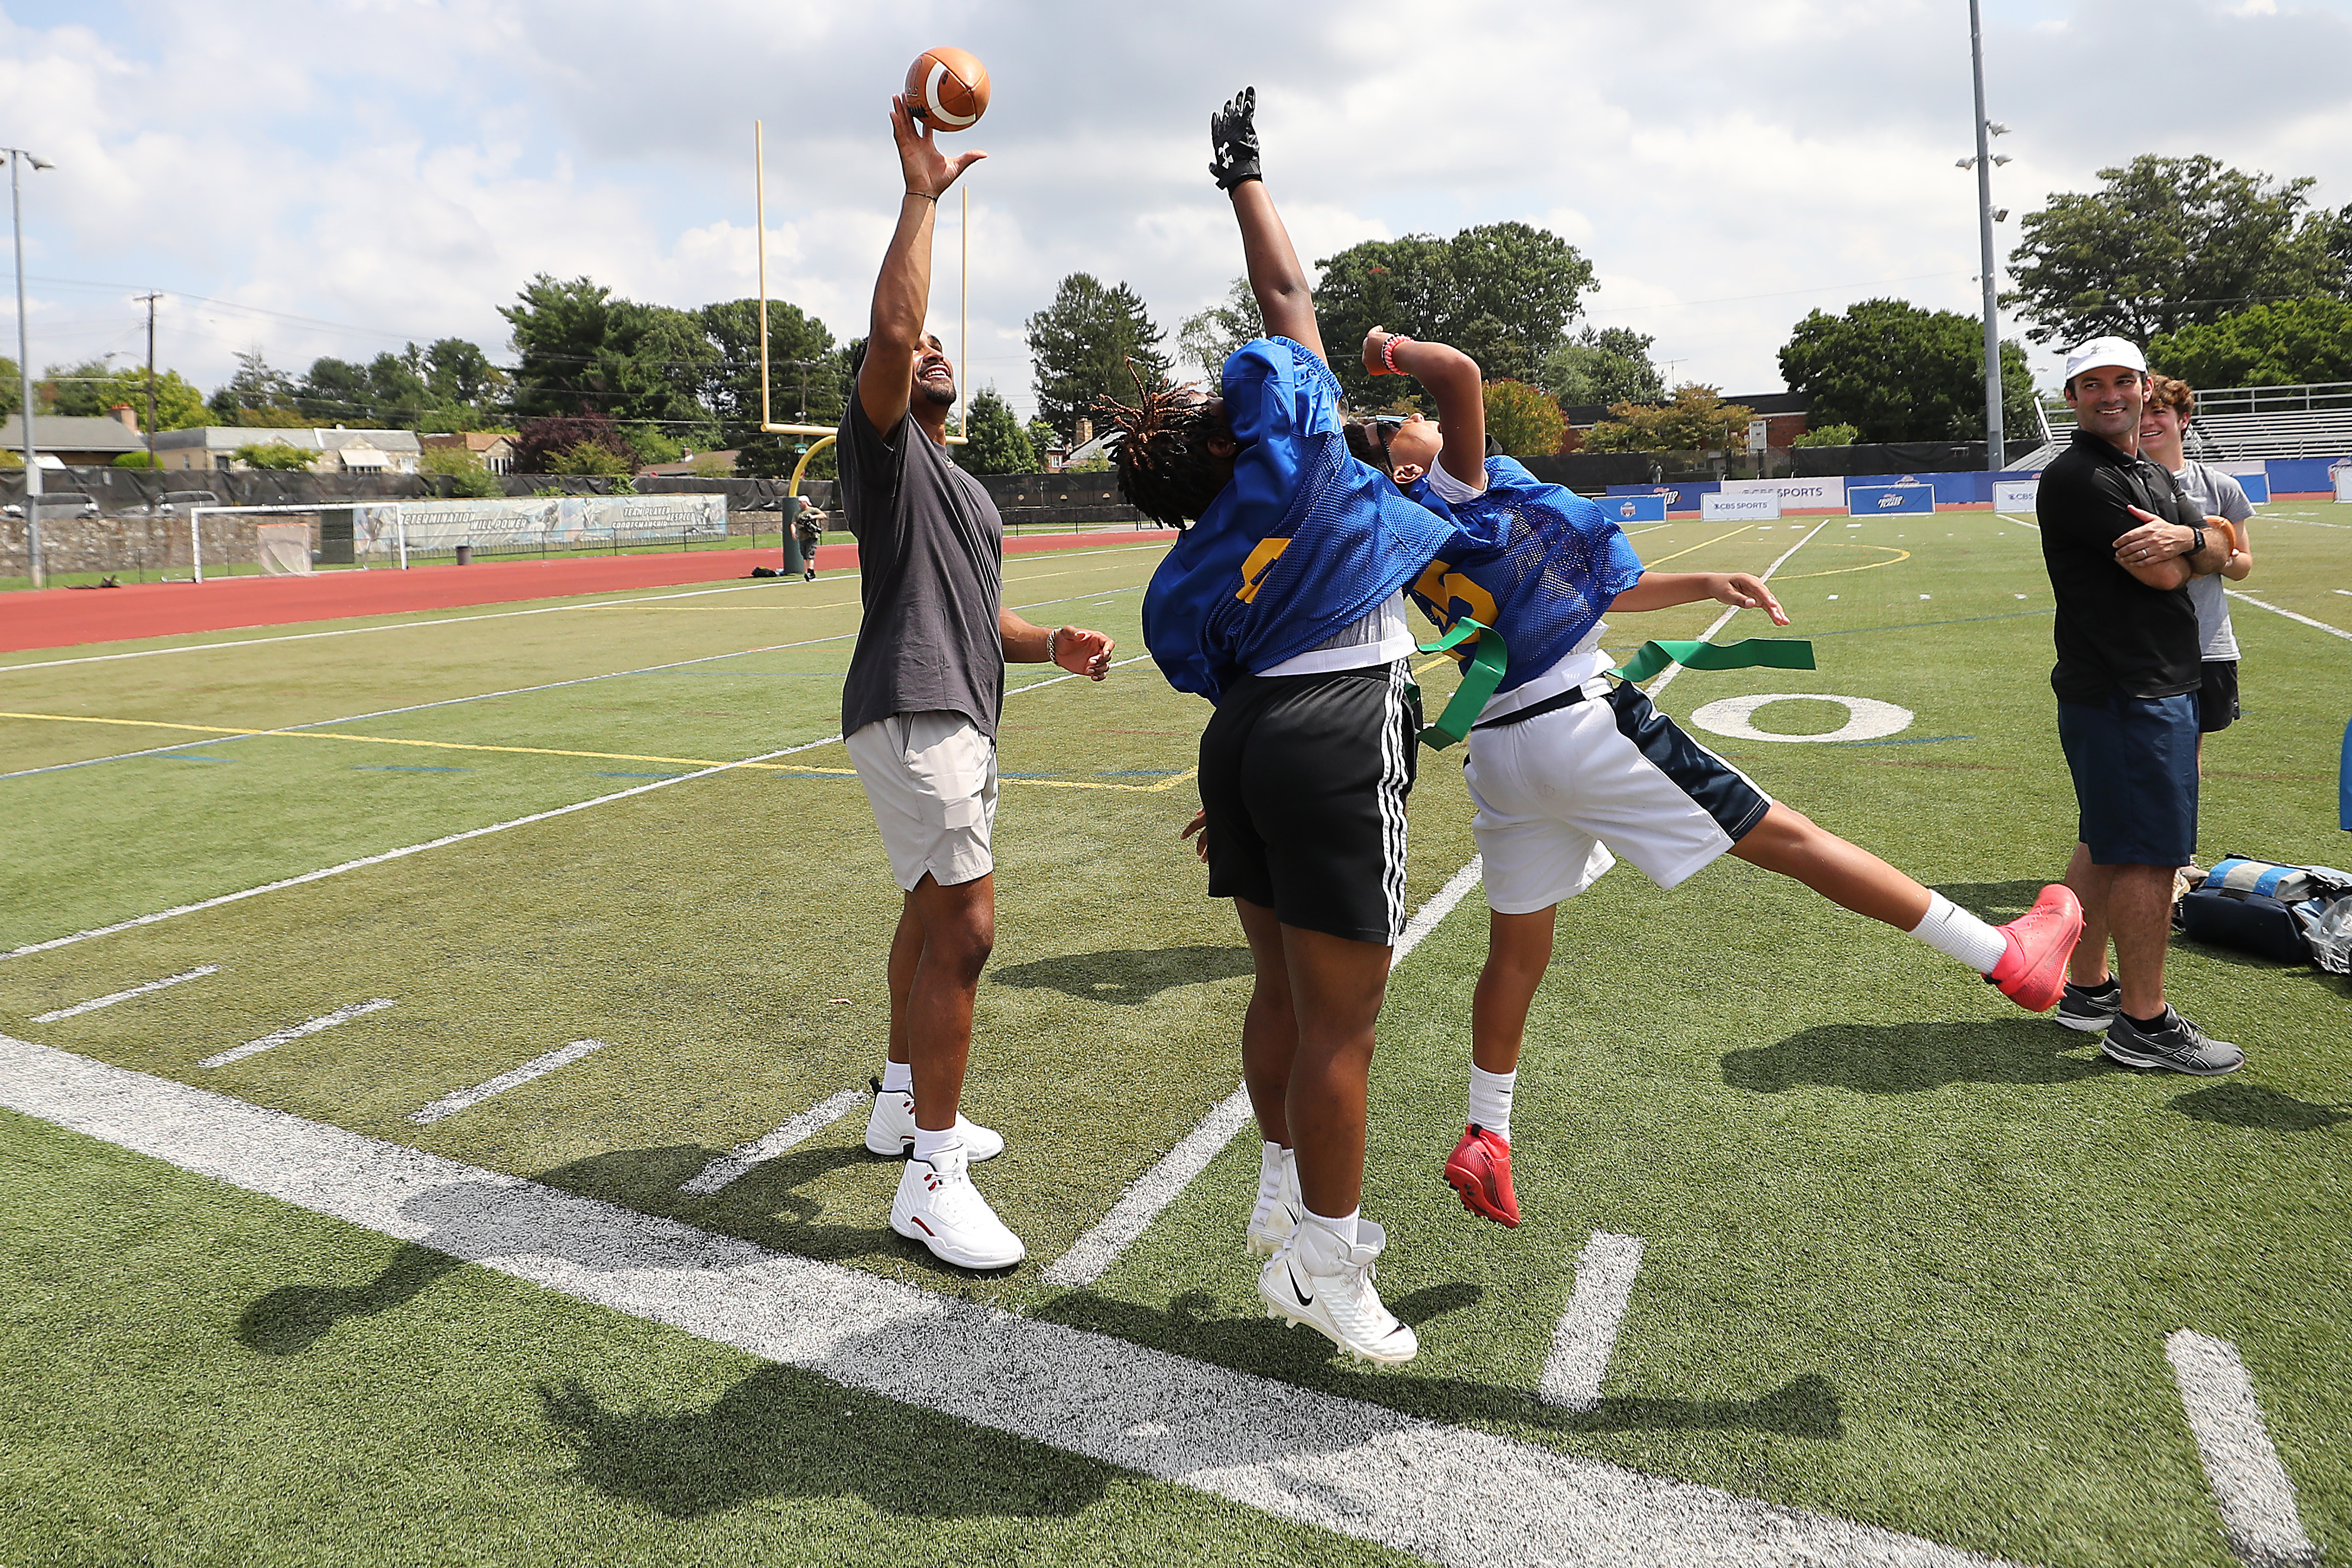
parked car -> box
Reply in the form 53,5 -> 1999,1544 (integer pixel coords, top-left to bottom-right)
155,490 -> 222,516
1,493 -> 99,520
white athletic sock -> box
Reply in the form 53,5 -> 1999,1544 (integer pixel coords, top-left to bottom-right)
1909,892 -> 2009,974
1301,1205 -> 1359,1251
880,1060 -> 913,1094
1467,1066 -> 1516,1143
911,1123 -> 962,1165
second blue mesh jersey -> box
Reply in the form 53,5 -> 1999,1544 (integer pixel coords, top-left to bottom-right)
1142,337 -> 1457,703
1405,456 -> 1648,692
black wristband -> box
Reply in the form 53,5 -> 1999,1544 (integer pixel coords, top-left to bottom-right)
2189,526 -> 2206,561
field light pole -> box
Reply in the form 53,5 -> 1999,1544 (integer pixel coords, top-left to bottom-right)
7,145 -> 54,586
1964,0 -> 2008,471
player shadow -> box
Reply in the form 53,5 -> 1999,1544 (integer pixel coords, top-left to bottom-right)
1722,1019 -> 2111,1094
238,1243 -> 466,1356
2169,936 -> 2352,1000
2170,1082 -> 2350,1132
534,1365 -> 1109,1521
1932,879 -> 2052,924
1032,1288 -> 1842,1440
989,944 -> 1253,1006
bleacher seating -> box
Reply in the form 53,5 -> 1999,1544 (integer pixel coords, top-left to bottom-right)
2016,381 -> 2352,468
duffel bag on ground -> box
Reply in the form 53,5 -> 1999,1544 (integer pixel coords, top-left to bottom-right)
2176,856 -> 2352,965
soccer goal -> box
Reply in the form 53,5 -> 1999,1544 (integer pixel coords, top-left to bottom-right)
177,495 -> 732,581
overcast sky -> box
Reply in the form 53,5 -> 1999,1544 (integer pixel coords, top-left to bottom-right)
5,0 -> 2350,429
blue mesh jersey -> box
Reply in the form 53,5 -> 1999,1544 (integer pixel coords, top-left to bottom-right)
1142,337 -> 1459,703
1405,456 -> 1648,693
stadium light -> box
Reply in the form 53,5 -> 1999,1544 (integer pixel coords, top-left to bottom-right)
5,145 -> 53,586
1965,0 -> 2006,472
1987,121 -> 2011,137
1955,157 -> 1975,170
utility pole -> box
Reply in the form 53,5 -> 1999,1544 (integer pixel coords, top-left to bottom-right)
138,291 -> 163,472
7,145 -> 54,586
1967,0 -> 2006,471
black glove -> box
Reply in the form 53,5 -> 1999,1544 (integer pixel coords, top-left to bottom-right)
1209,86 -> 1262,191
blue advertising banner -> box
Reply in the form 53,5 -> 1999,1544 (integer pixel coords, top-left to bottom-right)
1848,483 -> 1935,516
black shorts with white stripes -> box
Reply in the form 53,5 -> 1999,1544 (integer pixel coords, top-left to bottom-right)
1197,657 -> 1420,945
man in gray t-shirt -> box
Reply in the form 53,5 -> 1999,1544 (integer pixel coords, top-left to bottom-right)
836,95 -> 1114,1274
2139,375 -> 2256,737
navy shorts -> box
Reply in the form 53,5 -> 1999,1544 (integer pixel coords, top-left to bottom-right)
2198,660 -> 2239,734
2056,691 -> 2200,867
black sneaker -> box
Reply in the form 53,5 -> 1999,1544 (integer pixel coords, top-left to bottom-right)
2056,980 -> 2121,1034
2101,1008 -> 2244,1075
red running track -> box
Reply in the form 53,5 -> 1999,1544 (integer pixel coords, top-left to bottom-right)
1,530 -> 1177,654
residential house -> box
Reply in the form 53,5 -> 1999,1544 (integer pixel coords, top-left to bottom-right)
419,431 -> 518,475
151,426 -> 423,474
0,411 -> 149,467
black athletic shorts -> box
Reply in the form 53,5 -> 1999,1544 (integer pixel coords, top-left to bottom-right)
1197,658 -> 1420,945
2198,659 -> 2239,734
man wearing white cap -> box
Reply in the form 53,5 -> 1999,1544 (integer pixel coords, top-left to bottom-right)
2035,335 -> 2241,1073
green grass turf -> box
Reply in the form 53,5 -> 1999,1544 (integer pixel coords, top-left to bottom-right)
2,508 -> 2347,1566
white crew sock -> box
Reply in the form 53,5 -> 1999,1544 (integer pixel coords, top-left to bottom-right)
1301,1205 -> 1359,1250
911,1123 -> 962,1165
1467,1065 -> 1517,1142
1908,892 -> 2010,974
880,1060 -> 913,1094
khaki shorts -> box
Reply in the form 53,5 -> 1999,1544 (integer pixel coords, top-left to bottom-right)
846,711 -> 999,891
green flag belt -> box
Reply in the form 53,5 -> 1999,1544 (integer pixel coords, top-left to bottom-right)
1415,618 -> 1504,749
1415,626 -> 1816,750
1607,637 -> 1816,683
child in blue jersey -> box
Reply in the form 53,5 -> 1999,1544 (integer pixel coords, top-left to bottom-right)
1101,89 -> 1453,1368
1348,325 -> 2087,1229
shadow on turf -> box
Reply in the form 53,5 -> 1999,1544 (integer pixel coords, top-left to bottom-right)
989,944 -> 1253,1005
1722,1019 -> 2110,1094
1032,1290 -> 1843,1441
536,1366 -> 1112,1520
1933,879 -> 2050,924
2171,1082 -> 2350,1132
239,1245 -> 466,1355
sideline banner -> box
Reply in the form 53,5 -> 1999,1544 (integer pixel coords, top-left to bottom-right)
1702,491 -> 1782,520
1993,478 -> 2039,512
354,495 -> 728,556
1849,483 -> 1935,516
1603,493 -> 1670,523
1716,476 -> 1845,512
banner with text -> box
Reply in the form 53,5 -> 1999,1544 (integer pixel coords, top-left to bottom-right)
1702,491 -> 1783,520
354,495 -> 728,556
1716,476 -> 1845,512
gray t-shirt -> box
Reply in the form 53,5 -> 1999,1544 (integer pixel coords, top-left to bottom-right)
2172,461 -> 2253,662
837,397 -> 1006,739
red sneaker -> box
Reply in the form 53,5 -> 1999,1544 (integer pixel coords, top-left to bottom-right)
1985,884 -> 2085,1012
1443,1124 -> 1520,1227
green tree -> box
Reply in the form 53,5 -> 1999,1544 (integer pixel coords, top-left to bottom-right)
1482,379 -> 1566,456
1176,277 -> 1262,384
40,360 -> 209,429
1024,419 -> 1060,461
955,386 -> 1036,474
209,349 -> 302,423
232,440 -> 316,471
2008,155 -> 2349,345
1314,223 -> 1597,405
1583,385 -> 1759,454
419,444 -> 504,496
1790,423 -> 1859,448
698,297 -> 843,476
1025,273 -> 1168,440
423,338 -> 508,411
112,451 -> 161,468
500,274 -> 720,452
549,442 -> 634,477
1778,299 -> 2036,442
0,355 -> 17,419
1540,326 -> 1665,407
2147,297 -> 2352,388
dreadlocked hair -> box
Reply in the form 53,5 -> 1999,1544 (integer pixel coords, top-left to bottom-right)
1097,364 -> 1231,529
1342,421 -> 1388,472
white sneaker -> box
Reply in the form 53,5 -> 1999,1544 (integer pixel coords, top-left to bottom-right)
890,1143 -> 1025,1270
1245,1145 -> 1300,1257
864,1079 -> 1004,1161
1257,1217 -> 1417,1366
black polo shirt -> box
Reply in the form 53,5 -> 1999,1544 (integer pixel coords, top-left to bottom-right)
2035,428 -> 2202,705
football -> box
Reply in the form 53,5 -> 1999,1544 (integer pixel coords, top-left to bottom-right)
905,46 -> 990,132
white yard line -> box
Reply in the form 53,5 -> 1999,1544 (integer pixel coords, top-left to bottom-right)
31,964 -> 220,1022
1044,856 -> 1488,1291
679,1086 -> 869,1194
0,1033 -> 2015,1568
1539,1232 -> 1647,1412
1644,521 -> 1826,701
0,541 -> 1170,676
409,1038 -> 608,1125
2164,1330 -> 2319,1567
2224,591 -> 2351,644
199,997 -> 396,1069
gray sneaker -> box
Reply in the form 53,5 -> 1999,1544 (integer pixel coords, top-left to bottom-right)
2102,1008 -> 2243,1075
2056,980 -> 2121,1033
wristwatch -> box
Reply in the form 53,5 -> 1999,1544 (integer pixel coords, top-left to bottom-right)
2188,526 -> 2206,561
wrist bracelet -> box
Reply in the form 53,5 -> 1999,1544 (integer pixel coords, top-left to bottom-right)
1045,627 -> 1058,664
905,190 -> 938,203
1381,334 -> 1413,375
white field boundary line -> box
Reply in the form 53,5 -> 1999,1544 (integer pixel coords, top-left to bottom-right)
2164,1330 -> 2319,1568
0,1034 -> 2017,1568
1044,855 -> 1488,1291
0,540 -> 1174,676
199,997 -> 396,1069
31,964 -> 220,1022
410,1039 -> 608,1126
1643,521 -> 1827,702
3,579 -> 1151,782
2224,591 -> 2352,644
679,1087 -> 869,1194
1539,1232 -> 1646,1412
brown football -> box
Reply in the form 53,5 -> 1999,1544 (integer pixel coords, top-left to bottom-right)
905,47 -> 990,132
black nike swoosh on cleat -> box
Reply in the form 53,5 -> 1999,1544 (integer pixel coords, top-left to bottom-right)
1288,1265 -> 1313,1307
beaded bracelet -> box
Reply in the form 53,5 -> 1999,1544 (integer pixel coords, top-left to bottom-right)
1380,334 -> 1413,375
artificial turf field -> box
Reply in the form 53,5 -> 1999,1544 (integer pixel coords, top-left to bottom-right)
1,507 -> 2347,1567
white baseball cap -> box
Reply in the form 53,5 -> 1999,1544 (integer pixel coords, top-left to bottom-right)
2064,335 -> 2147,382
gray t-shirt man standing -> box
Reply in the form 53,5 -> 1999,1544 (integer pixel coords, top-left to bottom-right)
835,93 -> 1114,1274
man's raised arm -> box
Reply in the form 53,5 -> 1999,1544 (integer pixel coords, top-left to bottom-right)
858,96 -> 986,435
1210,88 -> 1324,364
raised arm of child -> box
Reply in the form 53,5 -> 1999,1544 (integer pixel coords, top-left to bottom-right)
1360,328 -> 1488,493
1210,88 -> 1324,364
1609,570 -> 1791,626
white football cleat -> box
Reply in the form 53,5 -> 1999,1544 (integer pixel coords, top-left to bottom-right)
865,1079 -> 1004,1161
1257,1217 -> 1417,1366
1245,1144 -> 1300,1257
890,1143 -> 1025,1271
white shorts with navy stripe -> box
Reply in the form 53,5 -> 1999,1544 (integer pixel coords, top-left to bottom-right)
1465,681 -> 1774,916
